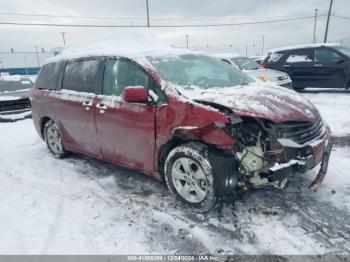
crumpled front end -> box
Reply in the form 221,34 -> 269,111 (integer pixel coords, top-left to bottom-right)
226,115 -> 332,192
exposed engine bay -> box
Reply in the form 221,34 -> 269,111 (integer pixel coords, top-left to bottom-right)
227,117 -> 330,191
229,120 -> 282,189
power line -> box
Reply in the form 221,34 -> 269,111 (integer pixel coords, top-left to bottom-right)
332,14 -> 350,21
0,15 -> 326,28
0,11 -> 327,21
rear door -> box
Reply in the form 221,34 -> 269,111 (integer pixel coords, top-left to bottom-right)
54,58 -> 103,158
94,58 -> 162,174
313,47 -> 347,88
283,49 -> 315,88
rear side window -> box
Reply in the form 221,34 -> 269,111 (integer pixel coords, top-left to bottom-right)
103,59 -> 149,97
286,49 -> 314,63
35,62 -> 62,90
62,59 -> 101,93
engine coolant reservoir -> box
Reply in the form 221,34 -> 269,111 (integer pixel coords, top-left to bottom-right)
236,146 -> 264,172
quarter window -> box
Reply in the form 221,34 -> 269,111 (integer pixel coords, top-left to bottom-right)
103,59 -> 149,97
62,59 -> 101,93
35,62 -> 63,90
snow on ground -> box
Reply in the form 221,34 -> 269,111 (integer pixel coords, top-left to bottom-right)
301,89 -> 350,137
0,112 -> 350,254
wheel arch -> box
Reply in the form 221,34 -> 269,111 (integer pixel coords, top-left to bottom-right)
158,136 -> 199,181
40,116 -> 52,139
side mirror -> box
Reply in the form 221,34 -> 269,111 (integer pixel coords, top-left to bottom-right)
123,86 -> 148,103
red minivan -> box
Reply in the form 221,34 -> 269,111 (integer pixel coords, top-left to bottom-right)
30,48 -> 332,212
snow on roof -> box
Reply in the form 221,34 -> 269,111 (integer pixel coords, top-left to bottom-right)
212,53 -> 241,59
45,29 -> 198,65
269,43 -> 341,53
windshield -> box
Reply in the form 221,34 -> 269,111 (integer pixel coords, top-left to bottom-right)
231,57 -> 260,70
148,54 -> 253,90
333,46 -> 350,58
0,80 -> 32,93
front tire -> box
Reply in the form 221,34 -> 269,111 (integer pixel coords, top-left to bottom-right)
44,120 -> 68,159
164,142 -> 217,212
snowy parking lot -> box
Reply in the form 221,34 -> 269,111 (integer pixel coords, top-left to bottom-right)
0,89 -> 350,255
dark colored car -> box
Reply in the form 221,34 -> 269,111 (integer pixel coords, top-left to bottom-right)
30,48 -> 332,212
0,77 -> 32,122
261,44 -> 350,90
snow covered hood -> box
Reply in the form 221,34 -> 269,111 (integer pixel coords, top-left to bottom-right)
180,84 -> 319,123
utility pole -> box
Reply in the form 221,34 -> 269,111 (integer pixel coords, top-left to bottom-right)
34,46 -> 40,67
146,0 -> 150,27
324,0 -> 334,43
185,34 -> 189,49
261,35 -> 265,56
245,44 -> 248,56
313,9 -> 318,43
60,32 -> 66,46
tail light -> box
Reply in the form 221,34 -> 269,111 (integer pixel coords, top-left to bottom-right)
260,63 -> 268,68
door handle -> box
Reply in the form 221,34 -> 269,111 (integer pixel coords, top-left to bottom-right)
96,103 -> 108,113
82,100 -> 93,110
314,64 -> 323,67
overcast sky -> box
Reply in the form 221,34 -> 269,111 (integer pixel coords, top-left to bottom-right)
1,0 -> 350,67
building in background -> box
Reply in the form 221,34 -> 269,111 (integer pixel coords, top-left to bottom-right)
0,47 -> 63,75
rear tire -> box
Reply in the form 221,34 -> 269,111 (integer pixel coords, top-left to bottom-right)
164,142 -> 217,212
44,120 -> 68,159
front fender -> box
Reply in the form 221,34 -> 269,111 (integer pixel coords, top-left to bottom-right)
174,124 -> 235,149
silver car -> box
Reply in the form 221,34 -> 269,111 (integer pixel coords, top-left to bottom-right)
215,54 -> 293,88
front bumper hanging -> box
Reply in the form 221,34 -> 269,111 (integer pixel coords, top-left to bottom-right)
267,142 -> 332,191
309,142 -> 332,191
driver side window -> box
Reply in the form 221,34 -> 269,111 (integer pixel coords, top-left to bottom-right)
314,48 -> 341,62
103,59 -> 149,97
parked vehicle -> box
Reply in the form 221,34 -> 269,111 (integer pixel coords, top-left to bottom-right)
0,77 -> 32,122
215,54 -> 292,88
30,46 -> 332,212
250,56 -> 264,64
261,43 -> 350,90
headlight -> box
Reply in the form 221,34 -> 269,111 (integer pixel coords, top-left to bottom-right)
276,75 -> 290,82
258,75 -> 268,82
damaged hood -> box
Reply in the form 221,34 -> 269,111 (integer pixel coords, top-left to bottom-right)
180,83 -> 319,123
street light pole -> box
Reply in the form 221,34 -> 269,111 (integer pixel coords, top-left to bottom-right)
146,0 -> 150,27
60,32 -> 66,46
185,34 -> 189,49
313,9 -> 318,43
324,0 -> 334,43
34,46 -> 40,67
24,56 -> 28,75
261,35 -> 265,56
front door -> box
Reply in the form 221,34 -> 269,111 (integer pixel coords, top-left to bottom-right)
54,58 -> 103,158
312,47 -> 347,88
94,58 -> 157,174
